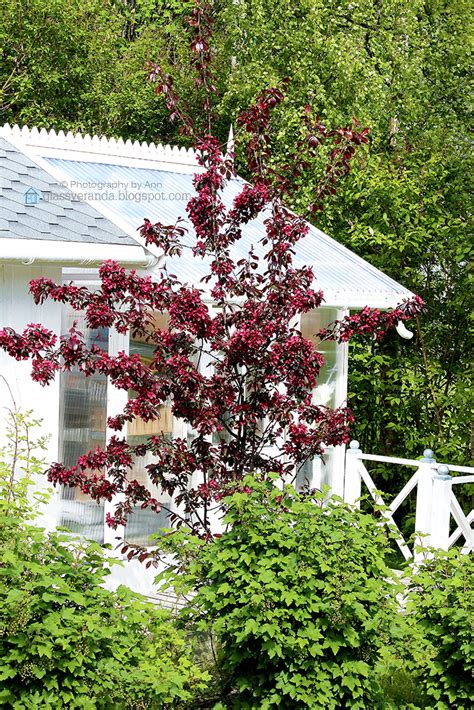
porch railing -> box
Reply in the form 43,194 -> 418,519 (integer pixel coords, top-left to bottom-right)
344,441 -> 474,561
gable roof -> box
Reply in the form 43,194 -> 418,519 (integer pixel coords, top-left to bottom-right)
0,135 -> 155,267
0,124 -> 413,308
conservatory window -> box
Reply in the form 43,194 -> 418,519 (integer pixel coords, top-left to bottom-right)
58,309 -> 108,542
298,307 -> 348,493
124,312 -> 174,545
123,432 -> 174,545
300,307 -> 341,409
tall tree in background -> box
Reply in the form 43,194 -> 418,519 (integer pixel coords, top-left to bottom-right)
0,0 -> 192,139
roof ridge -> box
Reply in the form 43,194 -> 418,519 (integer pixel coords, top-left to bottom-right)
0,123 -> 198,167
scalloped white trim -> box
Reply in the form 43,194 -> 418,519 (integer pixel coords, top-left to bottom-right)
0,123 -> 198,168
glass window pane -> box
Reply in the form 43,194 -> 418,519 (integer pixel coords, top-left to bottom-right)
300,308 -> 343,490
125,318 -> 174,545
58,308 -> 108,542
301,307 -> 339,408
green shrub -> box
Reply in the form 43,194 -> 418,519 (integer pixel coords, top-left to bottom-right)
158,474 -> 403,709
0,408 -> 209,709
376,644 -> 428,709
403,549 -> 474,708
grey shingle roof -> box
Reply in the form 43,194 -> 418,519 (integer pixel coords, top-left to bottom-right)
0,137 -> 137,246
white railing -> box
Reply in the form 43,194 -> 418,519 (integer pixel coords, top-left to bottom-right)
344,441 -> 474,561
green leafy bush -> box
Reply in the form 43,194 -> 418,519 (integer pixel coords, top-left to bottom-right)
159,475 -> 402,709
0,408 -> 209,709
403,549 -> 474,707
375,641 -> 429,709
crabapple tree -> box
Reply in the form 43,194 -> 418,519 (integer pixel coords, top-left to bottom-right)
0,1 -> 422,542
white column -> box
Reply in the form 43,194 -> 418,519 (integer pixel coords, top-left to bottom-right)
103,327 -> 129,547
429,465 -> 452,551
331,309 -> 349,497
344,440 -> 362,506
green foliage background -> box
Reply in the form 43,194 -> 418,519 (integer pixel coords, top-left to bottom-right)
1,0 -> 472,467
403,548 -> 474,707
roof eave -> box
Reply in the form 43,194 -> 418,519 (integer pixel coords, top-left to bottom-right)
321,290 -> 415,310
0,237 -> 158,268
1,128 -> 164,263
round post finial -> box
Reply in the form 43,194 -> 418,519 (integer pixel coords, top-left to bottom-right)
436,464 -> 451,480
349,440 -> 360,451
421,448 -> 435,463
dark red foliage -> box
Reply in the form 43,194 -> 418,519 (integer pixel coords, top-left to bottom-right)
0,0 -> 423,542
319,297 -> 425,343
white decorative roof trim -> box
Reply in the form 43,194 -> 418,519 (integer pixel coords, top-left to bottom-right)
0,123 -> 199,171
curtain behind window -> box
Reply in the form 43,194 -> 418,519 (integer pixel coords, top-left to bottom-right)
124,313 -> 174,545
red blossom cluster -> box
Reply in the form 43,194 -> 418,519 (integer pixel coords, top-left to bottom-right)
0,0 -> 423,540
229,183 -> 269,224
0,323 -> 57,360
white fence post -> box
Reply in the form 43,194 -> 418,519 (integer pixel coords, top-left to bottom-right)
414,448 -> 436,559
344,440 -> 362,507
429,465 -> 453,551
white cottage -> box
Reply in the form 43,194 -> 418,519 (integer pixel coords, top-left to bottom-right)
0,124 -> 414,592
